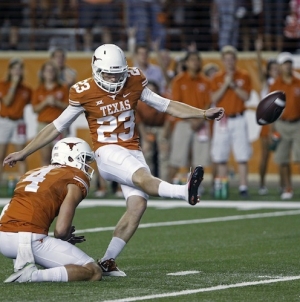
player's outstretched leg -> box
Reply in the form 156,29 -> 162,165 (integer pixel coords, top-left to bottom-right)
186,165 -> 204,205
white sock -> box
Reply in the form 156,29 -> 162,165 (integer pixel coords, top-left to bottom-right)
102,237 -> 126,262
158,181 -> 186,200
31,266 -> 68,282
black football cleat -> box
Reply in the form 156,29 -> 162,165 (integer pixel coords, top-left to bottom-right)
186,166 -> 204,206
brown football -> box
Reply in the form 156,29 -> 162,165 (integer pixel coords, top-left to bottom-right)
256,90 -> 286,125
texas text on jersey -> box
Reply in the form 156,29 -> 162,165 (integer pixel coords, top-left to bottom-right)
69,67 -> 148,151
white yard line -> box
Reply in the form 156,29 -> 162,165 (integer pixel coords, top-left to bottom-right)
2,199 -> 300,210
78,200 -> 300,210
102,276 -> 300,302
49,209 -> 300,236
167,271 -> 200,276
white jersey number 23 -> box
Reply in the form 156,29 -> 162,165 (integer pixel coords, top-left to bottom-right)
96,110 -> 135,143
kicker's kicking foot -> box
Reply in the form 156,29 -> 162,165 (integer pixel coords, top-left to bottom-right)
186,166 -> 204,205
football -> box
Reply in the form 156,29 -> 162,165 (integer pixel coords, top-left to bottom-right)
256,90 -> 286,125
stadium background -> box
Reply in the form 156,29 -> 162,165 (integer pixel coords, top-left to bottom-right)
1,0 -> 300,178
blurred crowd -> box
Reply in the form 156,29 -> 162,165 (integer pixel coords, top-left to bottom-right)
1,0 -> 300,201
0,0 -> 300,53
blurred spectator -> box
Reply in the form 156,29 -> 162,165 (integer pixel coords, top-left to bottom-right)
0,58 -> 32,181
211,0 -> 220,50
0,1 -> 23,50
255,38 -> 279,195
70,0 -> 119,51
283,0 -> 300,52
239,0 -> 263,51
203,63 -> 220,79
32,61 -> 69,166
269,52 -> 300,200
182,0 -> 212,51
210,45 -> 252,197
50,47 -> 77,87
125,0 -> 166,49
157,0 -> 185,50
263,0 -> 289,51
214,0 -> 241,49
151,39 -> 177,89
29,0 -> 57,28
173,57 -> 186,76
136,81 -> 170,181
168,51 -> 212,190
130,42 -> 166,94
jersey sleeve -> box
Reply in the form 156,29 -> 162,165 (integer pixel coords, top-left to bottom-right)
69,78 -> 94,106
69,170 -> 90,198
140,87 -> 170,112
128,67 -> 148,90
69,84 -> 83,107
53,105 -> 84,132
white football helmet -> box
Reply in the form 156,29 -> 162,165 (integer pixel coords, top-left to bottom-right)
92,44 -> 128,93
51,137 -> 95,180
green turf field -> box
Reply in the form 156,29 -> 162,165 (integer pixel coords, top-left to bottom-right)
0,195 -> 300,302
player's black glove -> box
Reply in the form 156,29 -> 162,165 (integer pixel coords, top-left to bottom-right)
66,226 -> 86,245
67,235 -> 86,245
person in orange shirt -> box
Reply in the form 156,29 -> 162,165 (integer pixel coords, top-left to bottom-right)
168,51 -> 212,188
211,45 -> 252,197
4,44 -> 224,277
0,58 -> 32,181
32,61 -> 69,166
269,52 -> 300,200
0,137 -> 102,283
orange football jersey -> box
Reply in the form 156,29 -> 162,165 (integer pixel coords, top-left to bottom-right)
69,67 -> 148,151
0,165 -> 89,235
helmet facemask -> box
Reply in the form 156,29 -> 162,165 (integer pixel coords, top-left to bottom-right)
92,67 -> 128,93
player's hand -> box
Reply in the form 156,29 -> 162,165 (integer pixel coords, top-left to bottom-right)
68,235 -> 86,245
3,152 -> 26,167
205,107 -> 225,121
67,226 -> 86,245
